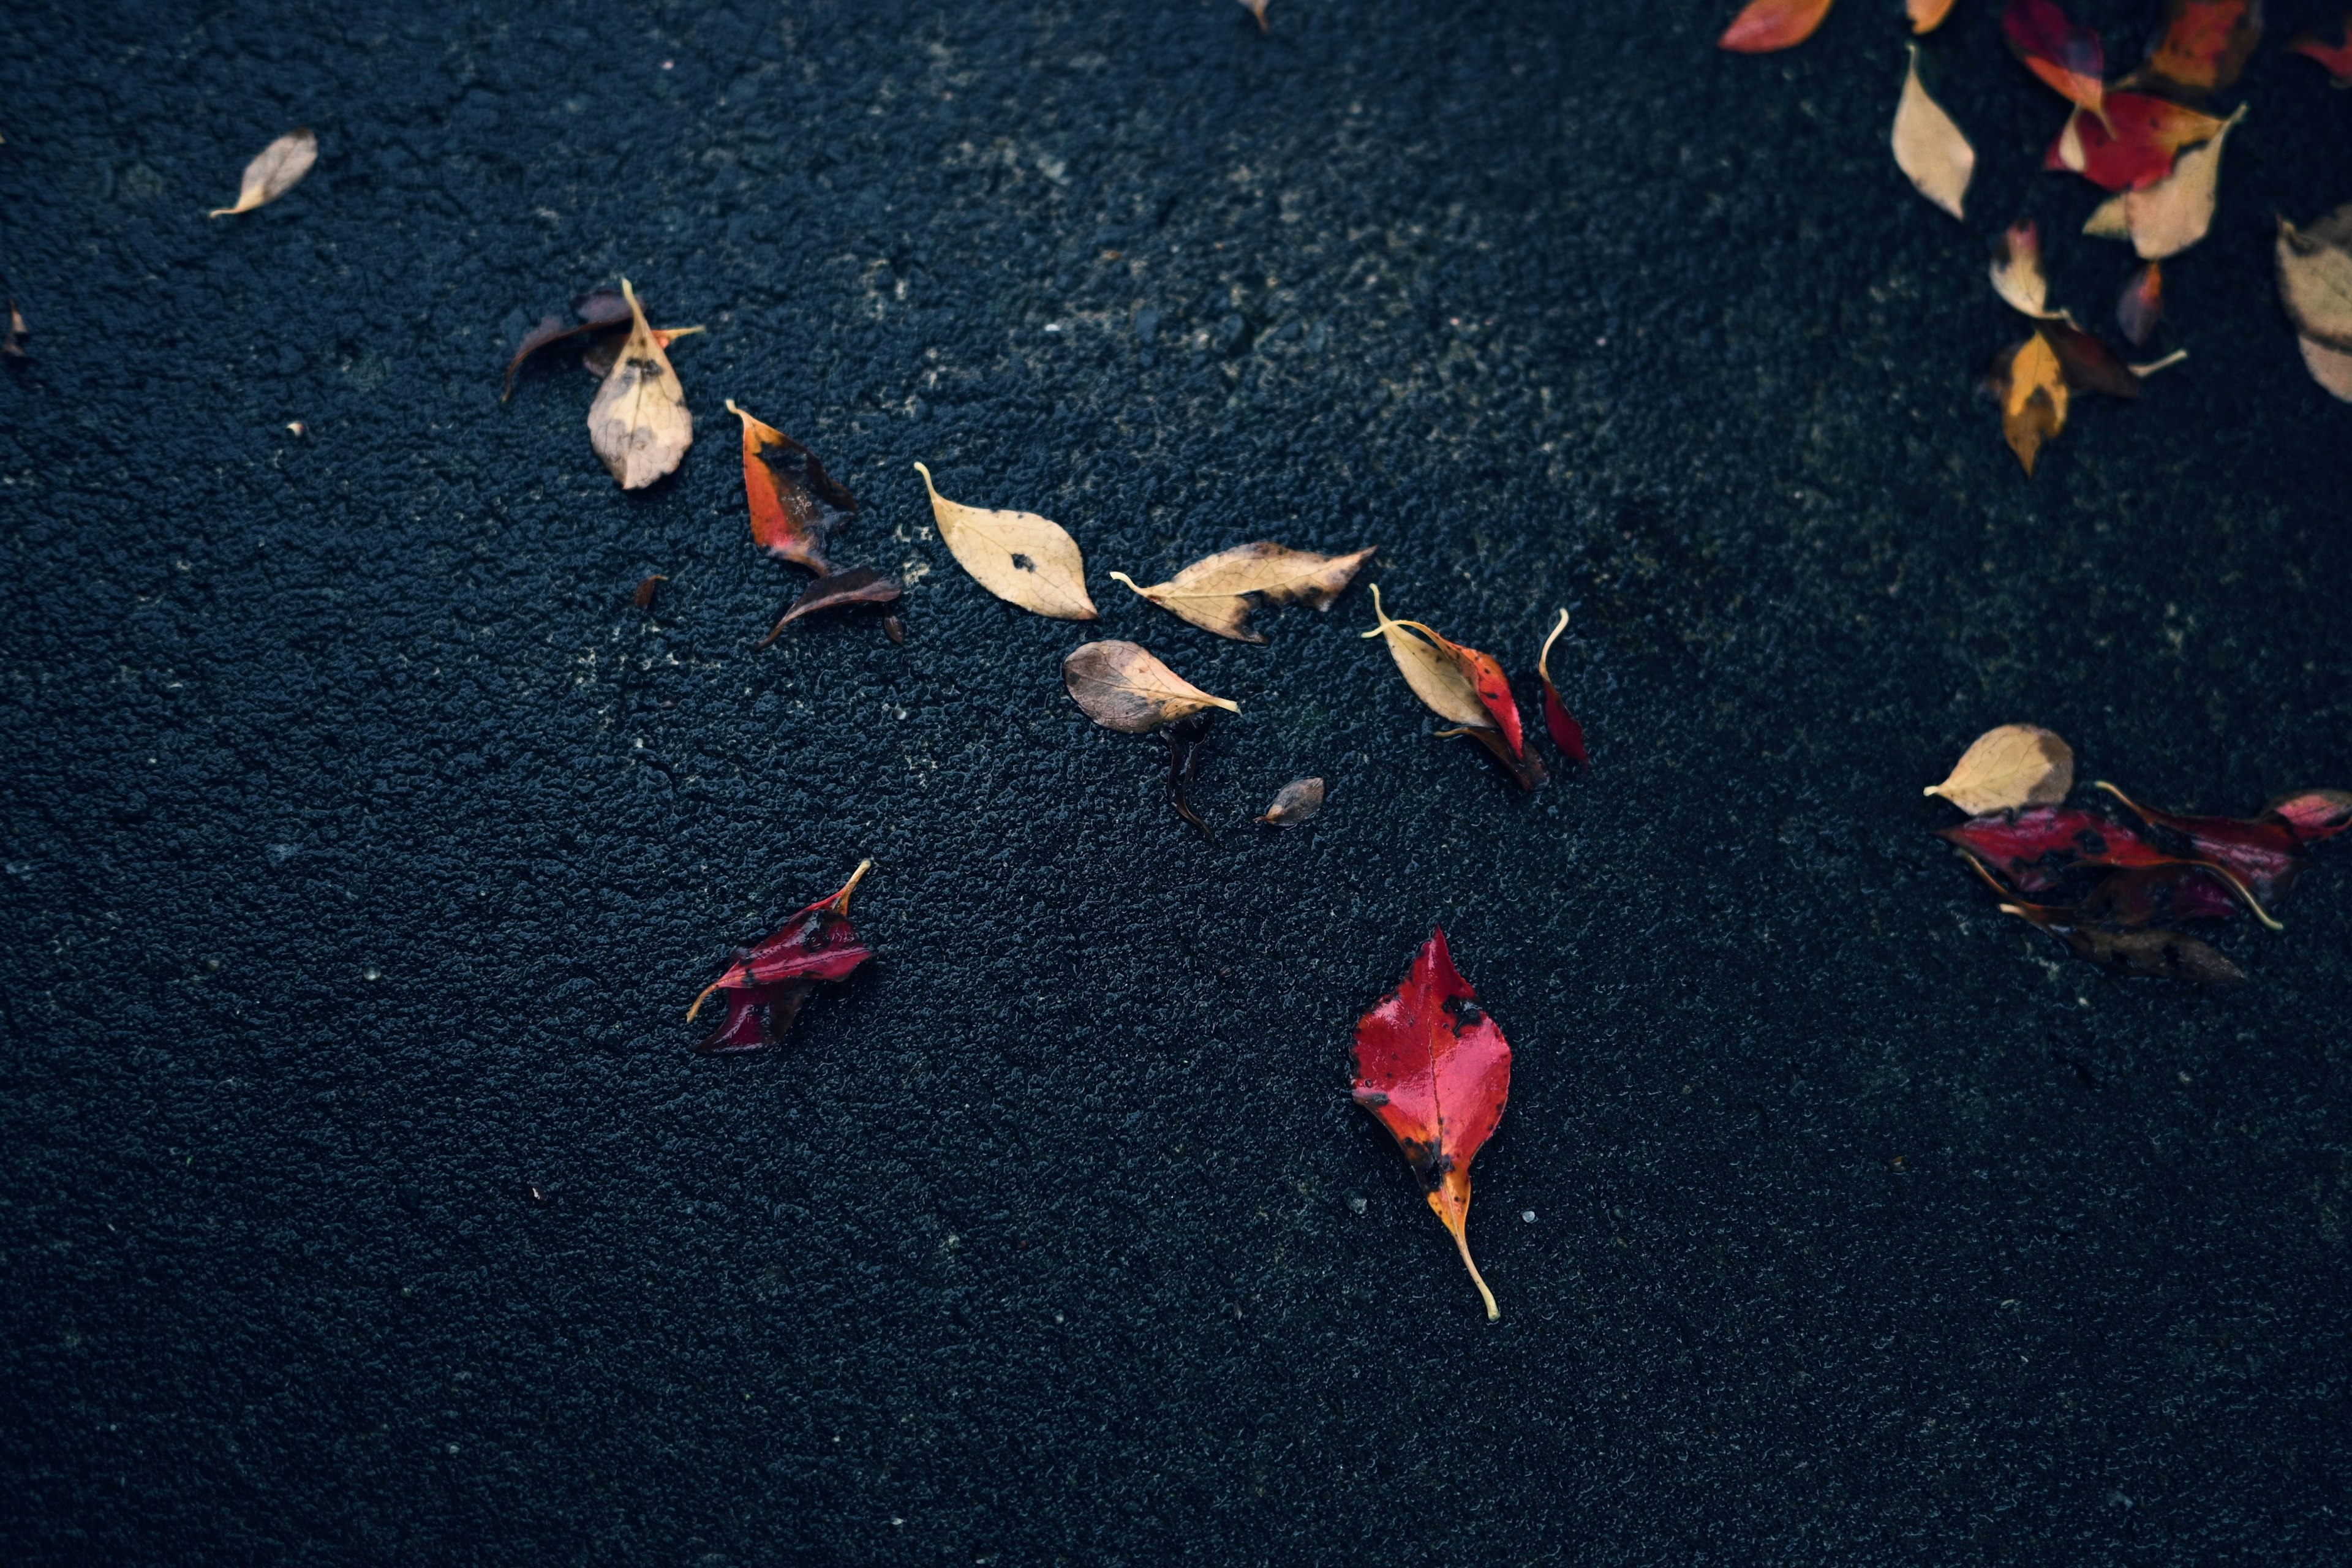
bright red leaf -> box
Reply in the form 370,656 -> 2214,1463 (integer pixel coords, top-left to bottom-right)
1351,929 -> 1511,1321
687,861 -> 873,1054
1718,0 -> 1835,52
1938,806 -> 2177,891
2095,783 -> 2348,911
2266,789 -> 2352,842
2045,94 -> 2226,191
2141,0 -> 2262,94
2005,0 -> 2107,116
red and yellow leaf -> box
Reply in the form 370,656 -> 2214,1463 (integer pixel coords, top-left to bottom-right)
687,861 -> 874,1052
2045,93 -> 2226,191
2004,0 -> 2106,115
1536,609 -> 1588,768
1718,0 -> 1836,52
728,401 -> 856,574
2140,0 -> 2262,93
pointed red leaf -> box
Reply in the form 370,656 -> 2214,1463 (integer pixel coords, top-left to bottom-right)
2265,789 -> 2352,843
2291,18 -> 2352,80
1535,609 -> 1588,769
2141,0 -> 2262,94
687,861 -> 873,1051
1939,807 -> 2177,892
2096,783 -> 2311,905
2044,94 -> 2226,190
728,401 -> 855,574
1456,645 -> 1526,759
695,982 -> 815,1055
1351,929 -> 1511,1321
1718,0 -> 1835,53
2005,0 -> 2107,114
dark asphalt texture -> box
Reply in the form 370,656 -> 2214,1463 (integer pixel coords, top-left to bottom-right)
6,0 -> 2352,1561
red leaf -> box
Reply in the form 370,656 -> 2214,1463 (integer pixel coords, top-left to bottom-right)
1458,645 -> 1526,759
2043,320 -> 2142,399
2141,0 -> 2262,94
1938,807 -> 2177,891
2116,263 -> 2164,346
1718,0 -> 1835,53
2043,94 -> 2226,190
687,861 -> 873,1052
1536,609 -> 1588,769
2265,789 -> 2352,843
2095,783 -> 2310,906
758,566 -> 903,647
1351,929 -> 1511,1321
727,401 -> 855,575
2291,17 -> 2352,80
2005,0 -> 2107,115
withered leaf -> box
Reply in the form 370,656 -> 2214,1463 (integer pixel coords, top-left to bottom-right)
582,323 -> 702,379
1360,584 -> 1493,731
1925,724 -> 2075,815
1536,608 -> 1588,769
1892,47 -> 1975,221
1164,713 -> 1216,840
2277,207 -> 2352,353
1258,777 -> 1325,827
1718,0 -> 1835,52
1063,640 -> 1239,733
687,861 -> 875,1052
501,289 -> 643,401
632,573 -> 668,609
1237,0 -> 1271,31
2117,263 -> 2163,345
1909,0 -> 1958,33
2002,903 -> 2246,983
2299,336 -> 2352,402
914,462 -> 1098,620
760,567 -> 903,647
2002,332 -> 2069,474
729,401 -> 854,573
2120,104 -> 2243,259
1110,543 -> 1374,643
2044,319 -> 2142,399
1990,220 -> 2062,318
2,299 -> 26,360
209,129 -> 317,217
586,280 -> 692,490
2138,0 -> 2262,94
2004,0 -> 2106,116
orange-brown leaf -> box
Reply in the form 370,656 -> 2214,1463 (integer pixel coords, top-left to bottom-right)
1719,0 -> 1835,52
2141,0 -> 2261,93
2002,333 -> 2070,475
728,401 -> 854,573
1909,0 -> 1958,32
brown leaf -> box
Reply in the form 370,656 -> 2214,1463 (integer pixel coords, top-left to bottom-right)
1909,0 -> 1958,31
500,290 -> 652,401
1359,586 -> 1492,730
914,462 -> 1098,620
1257,777 -> 1325,827
209,129 -> 317,217
2044,319 -> 2143,399
2002,333 -> 2069,475
758,567 -> 903,647
2120,104 -> 2243,259
1891,47 -> 1975,221
2,298 -> 26,360
1925,724 -> 2075,814
2000,904 -> 2245,983
728,402 -> 854,573
586,280 -> 692,490
632,573 -> 668,609
2138,0 -> 2263,94
1109,543 -> 1374,643
1063,641 -> 1239,733
2116,263 -> 2163,345
1237,0 -> 1271,29
2299,335 -> 2352,402
2277,207 -> 2352,353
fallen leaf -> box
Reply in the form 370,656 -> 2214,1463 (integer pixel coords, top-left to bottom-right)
2083,195 -> 2131,238
1536,609 -> 1588,769
586,279 -> 692,491
1359,585 -> 1492,731
914,462 -> 1098,620
1258,777 -> 1325,827
1999,902 -> 2245,982
2075,863 -> 2245,926
1990,219 -> 2061,317
208,129 -> 317,217
2138,0 -> 2261,94
1924,723 -> 2074,814
2045,94 -> 2227,192
1351,928 -> 1511,1321
2004,0 -> 2105,114
1164,713 -> 1216,839
1942,804 -> 2274,922
2299,336 -> 2352,401
1718,0 -> 1835,52
1109,543 -> 1375,643
632,573 -> 667,609
2120,104 -> 2242,258
1892,47 -> 1975,221
1238,0 -> 1270,31
501,289 -> 639,400
2001,332 -> 2069,474
687,861 -> 873,1053
883,614 -> 907,644
728,401 -> 854,574
2117,262 -> 2163,344
1063,641 -> 1239,733
1909,0 -> 1958,33
2,298 -> 26,359
2277,208 -> 2352,353
2095,780 -> 2325,906
2043,319 -> 2142,399
2290,15 -> 2352,78
759,567 -> 903,647
2266,789 -> 2352,842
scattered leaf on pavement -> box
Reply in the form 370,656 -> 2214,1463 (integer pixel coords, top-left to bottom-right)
1352,928 -> 1512,1321
2299,336 -> 2352,401
2094,780 -> 2346,906
1259,777 -> 1325,827
1361,586 -> 1491,730
2116,263 -> 2163,344
2290,15 -> 2352,78
1910,0 -> 1958,34
1990,220 -> 2062,317
687,861 -> 874,1054
1063,641 -> 1239,733
729,401 -> 854,573
1109,543 -> 1374,642
2277,208 -> 2352,353
1238,0 -> 1271,31
1942,804 -> 2274,922
2000,331 -> 2069,473
582,323 -> 702,379
1892,47 -> 1975,220
586,280 -> 692,490
633,573 -> 667,609
2266,790 -> 2352,842
1924,724 -> 2074,814
2,299 -> 26,359
502,288 -> 638,400
914,462 -> 1098,620
2003,0 -> 2106,115
2120,104 -> 2242,258
1998,902 -> 2245,982
1718,0 -> 1836,53
209,129 -> 317,217
1536,609 -> 1588,768
1164,713 -> 1216,839
2043,318 -> 2142,398
760,567 -> 903,647
2138,0 -> 2261,94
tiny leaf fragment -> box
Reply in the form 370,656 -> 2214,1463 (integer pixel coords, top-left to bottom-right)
760,567 -> 903,647
2003,0 -> 2106,115
2277,208 -> 2352,353
209,129 -> 317,217
2116,263 -> 2163,345
1258,777 -> 1325,827
1718,0 -> 1836,53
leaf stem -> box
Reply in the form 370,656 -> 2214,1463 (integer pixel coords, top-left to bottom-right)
1537,608 -> 1569,687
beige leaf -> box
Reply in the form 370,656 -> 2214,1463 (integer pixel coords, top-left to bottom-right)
1109,543 -> 1374,642
209,129 -> 317,217
1892,47 -> 1974,222
2083,195 -> 2131,241
586,279 -> 693,490
1925,724 -> 2075,814
1989,221 -> 2062,319
2122,105 -> 2244,260
1358,584 -> 1491,729
2299,336 -> 2352,402
2277,207 -> 2352,354
1257,777 -> 1325,827
1063,641 -> 1239,733
2130,349 -> 2188,378
914,462 -> 1098,620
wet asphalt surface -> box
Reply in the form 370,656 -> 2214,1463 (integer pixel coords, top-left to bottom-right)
4,0 -> 2352,1561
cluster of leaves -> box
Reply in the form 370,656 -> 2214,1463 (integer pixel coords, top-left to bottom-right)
1927,725 -> 2352,983
1362,590 -> 1588,790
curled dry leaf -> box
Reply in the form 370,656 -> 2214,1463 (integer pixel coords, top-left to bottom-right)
2299,336 -> 2352,401
2,299 -> 26,360
209,129 -> 317,217
1163,713 -> 1216,840
2291,15 -> 2352,79
1924,724 -> 2074,815
2120,104 -> 2242,260
2277,207 -> 2352,353
1999,903 -> 2245,983
2117,263 -> 2163,345
2139,0 -> 2262,94
1892,47 -> 1975,221
729,401 -> 854,574
914,462 -> 1098,620
1258,777 -> 1325,827
632,573 -> 667,609
1909,0 -> 1958,34
2003,0 -> 2106,115
759,567 -> 902,647
1063,640 -> 1239,734
1352,929 -> 1511,1321
586,280 -> 692,490
1109,543 -> 1374,643
1360,585 -> 1491,731
1536,609 -> 1588,769
687,861 -> 873,1054
2001,332 -> 2069,474
1717,0 -> 1835,53
1990,220 -> 2060,318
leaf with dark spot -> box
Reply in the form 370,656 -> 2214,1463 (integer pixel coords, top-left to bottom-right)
1999,902 -> 2244,983
729,401 -> 854,573
687,862 -> 873,1054
759,567 -> 903,647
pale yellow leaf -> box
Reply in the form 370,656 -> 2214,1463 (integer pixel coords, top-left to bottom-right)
209,129 -> 317,217
586,279 -> 692,490
1063,641 -> 1238,733
1989,221 -> 2062,319
1109,543 -> 1374,642
2083,195 -> 2131,241
2122,105 -> 2244,260
1893,47 -> 1974,221
2299,336 -> 2352,402
914,462 -> 1098,620
2277,207 -> 2352,354
1358,584 -> 1491,729
1924,723 -> 2075,814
